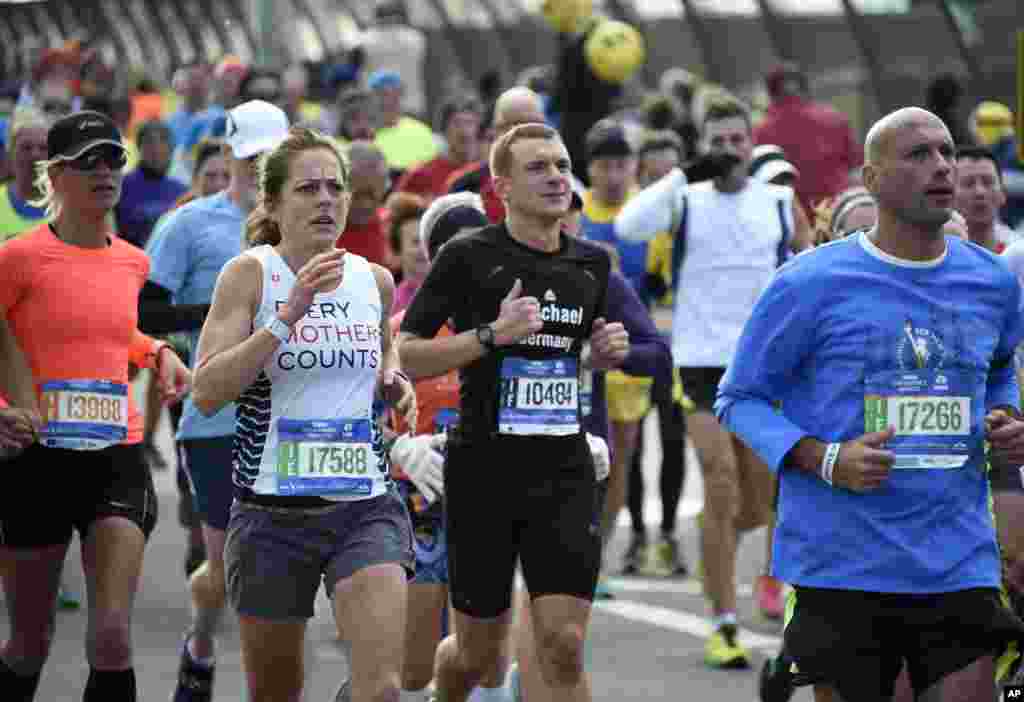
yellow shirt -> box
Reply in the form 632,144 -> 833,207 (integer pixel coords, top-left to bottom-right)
0,184 -> 48,244
374,116 -> 438,171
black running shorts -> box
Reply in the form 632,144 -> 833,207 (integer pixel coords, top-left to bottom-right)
0,442 -> 158,548
677,367 -> 726,413
784,585 -> 1024,701
444,436 -> 602,619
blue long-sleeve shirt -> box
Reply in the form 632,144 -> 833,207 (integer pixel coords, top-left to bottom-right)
716,232 -> 1023,593
584,270 -> 672,441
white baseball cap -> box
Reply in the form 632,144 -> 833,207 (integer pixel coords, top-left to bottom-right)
225,99 -> 289,159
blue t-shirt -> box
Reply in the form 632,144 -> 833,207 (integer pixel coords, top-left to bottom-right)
115,169 -> 188,248
146,191 -> 245,440
166,107 -> 199,148
716,232 -> 1024,594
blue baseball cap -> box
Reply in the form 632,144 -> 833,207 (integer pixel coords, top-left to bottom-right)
368,70 -> 402,91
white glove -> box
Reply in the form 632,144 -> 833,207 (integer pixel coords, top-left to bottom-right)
586,433 -> 610,482
391,433 -> 446,502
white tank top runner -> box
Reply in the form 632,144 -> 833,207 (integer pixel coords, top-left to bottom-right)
233,246 -> 388,501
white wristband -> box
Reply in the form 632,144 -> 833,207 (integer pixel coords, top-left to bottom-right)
264,316 -> 292,343
820,442 -> 841,486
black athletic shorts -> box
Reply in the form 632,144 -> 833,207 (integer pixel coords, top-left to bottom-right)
444,435 -> 602,618
677,367 -> 726,413
0,442 -> 158,548
990,460 -> 1024,493
784,585 -> 1024,701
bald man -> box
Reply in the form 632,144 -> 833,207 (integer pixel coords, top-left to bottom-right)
718,107 -> 1024,702
337,140 -> 397,270
445,87 -> 548,222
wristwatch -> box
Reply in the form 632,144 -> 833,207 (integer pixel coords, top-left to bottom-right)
475,324 -> 496,351
264,315 -> 292,343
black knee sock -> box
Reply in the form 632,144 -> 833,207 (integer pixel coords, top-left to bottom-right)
83,668 -> 136,702
627,423 -> 647,535
0,657 -> 42,701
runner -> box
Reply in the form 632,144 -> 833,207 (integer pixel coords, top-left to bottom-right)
191,126 -> 416,702
0,107 -> 50,243
720,106 -> 1024,702
512,180 -> 671,702
390,192 -> 493,702
445,87 -> 548,223
0,110 -> 191,702
399,123 -> 630,702
140,100 -> 290,702
616,94 -> 812,668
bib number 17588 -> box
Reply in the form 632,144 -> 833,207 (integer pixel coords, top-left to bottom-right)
277,442 -> 368,476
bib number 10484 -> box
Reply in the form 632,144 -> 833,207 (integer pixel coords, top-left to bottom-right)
498,357 -> 580,437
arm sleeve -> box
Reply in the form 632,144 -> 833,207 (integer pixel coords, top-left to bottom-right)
128,330 -> 160,369
603,271 -> 672,387
615,168 -> 687,243
400,239 -> 465,338
986,274 -> 1024,412
714,270 -> 817,473
137,280 -> 211,335
139,209 -> 211,334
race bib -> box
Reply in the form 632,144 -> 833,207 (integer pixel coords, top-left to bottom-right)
864,370 -> 972,469
275,418 -> 375,496
39,380 -> 128,450
498,357 -> 580,436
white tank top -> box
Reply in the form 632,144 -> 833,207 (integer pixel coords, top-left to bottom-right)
672,180 -> 793,368
233,245 -> 389,501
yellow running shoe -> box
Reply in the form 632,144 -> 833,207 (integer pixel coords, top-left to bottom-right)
704,624 -> 750,669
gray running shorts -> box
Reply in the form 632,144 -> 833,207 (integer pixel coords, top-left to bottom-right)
224,489 -> 414,620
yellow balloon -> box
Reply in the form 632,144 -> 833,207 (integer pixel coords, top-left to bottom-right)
584,19 -> 646,85
541,0 -> 593,34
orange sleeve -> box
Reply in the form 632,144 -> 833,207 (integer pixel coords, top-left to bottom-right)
128,329 -> 160,369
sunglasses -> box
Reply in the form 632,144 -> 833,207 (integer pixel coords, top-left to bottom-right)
64,147 -> 128,172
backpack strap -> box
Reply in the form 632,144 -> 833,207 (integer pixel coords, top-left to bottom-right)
669,194 -> 688,294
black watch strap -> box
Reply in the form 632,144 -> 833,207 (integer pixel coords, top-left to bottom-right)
476,324 -> 496,350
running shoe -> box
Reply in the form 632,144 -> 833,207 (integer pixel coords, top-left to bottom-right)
704,624 -> 750,669
333,678 -> 351,702
621,532 -> 648,575
171,638 -> 214,702
507,662 -> 521,702
759,654 -> 796,702
755,574 -> 785,620
57,582 -> 81,610
653,534 -> 689,577
593,576 -> 615,600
